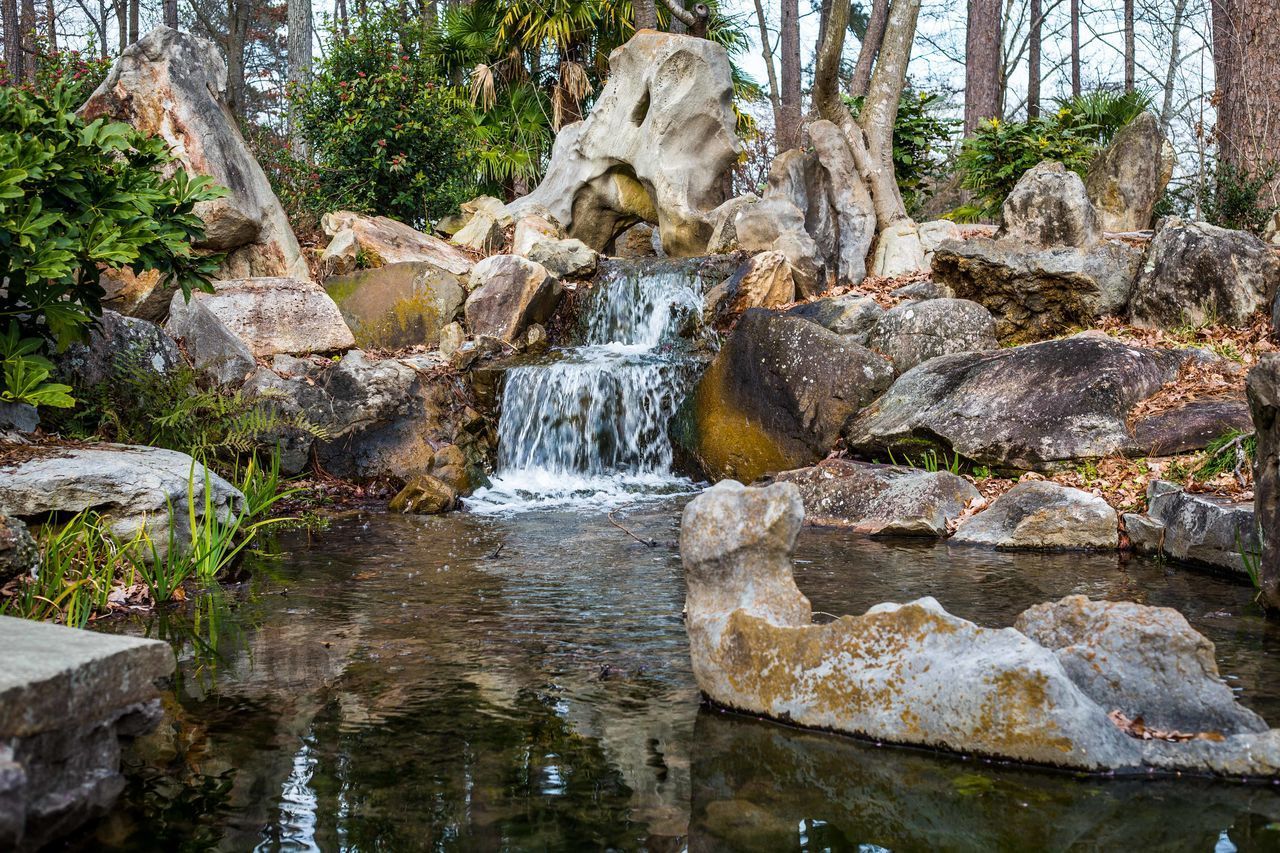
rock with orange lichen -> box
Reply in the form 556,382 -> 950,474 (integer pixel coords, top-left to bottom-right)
681,480 -> 1280,778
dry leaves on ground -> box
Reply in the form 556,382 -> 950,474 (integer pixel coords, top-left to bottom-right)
1108,709 -> 1224,743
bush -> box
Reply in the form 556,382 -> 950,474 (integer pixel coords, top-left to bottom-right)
849,88 -> 959,216
1200,162 -> 1278,236
292,15 -> 481,227
242,121 -> 327,242
0,83 -> 223,407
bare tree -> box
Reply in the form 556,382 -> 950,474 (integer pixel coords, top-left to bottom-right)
43,0 -> 54,50
1212,0 -> 1280,209
287,0 -> 312,154
964,0 -> 1002,134
1027,0 -> 1041,117
1070,0 -> 1080,95
19,0 -> 34,81
752,0 -> 782,130
778,0 -> 802,150
1123,0 -> 1135,90
127,0 -> 138,43
1158,0 -> 1188,130
849,0 -> 888,98
164,0 -> 178,27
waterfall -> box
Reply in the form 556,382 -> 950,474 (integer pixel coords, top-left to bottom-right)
466,264 -> 703,512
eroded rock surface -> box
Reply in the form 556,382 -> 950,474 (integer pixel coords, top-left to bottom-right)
464,255 -> 563,344
866,298 -> 998,373
1085,112 -> 1175,233
321,211 -> 474,275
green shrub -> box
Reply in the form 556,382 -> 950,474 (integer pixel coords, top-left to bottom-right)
0,83 -> 223,407
1200,162 -> 1278,236
848,88 -> 959,216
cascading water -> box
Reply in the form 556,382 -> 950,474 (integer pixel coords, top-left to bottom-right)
466,263 -> 703,512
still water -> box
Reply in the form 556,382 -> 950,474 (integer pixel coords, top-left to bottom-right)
86,502 -> 1280,852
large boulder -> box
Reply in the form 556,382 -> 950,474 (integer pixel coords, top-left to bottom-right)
321,211 -> 474,275
526,237 -> 598,279
674,309 -> 894,483
681,480 -> 1280,776
81,28 -> 308,281
809,120 -> 878,283
505,32 -> 740,257
1249,354 -> 1280,604
1125,480 -> 1259,575
464,255 -> 563,344
846,333 -> 1223,471
1085,112 -> 1176,233
57,310 -> 180,390
998,161 -> 1100,249
785,293 -> 883,339
1129,218 -> 1280,329
323,262 -> 465,350
773,459 -> 978,536
450,196 -> 511,253
951,481 -> 1119,549
0,445 -> 243,557
866,298 -> 998,373
733,197 -> 824,295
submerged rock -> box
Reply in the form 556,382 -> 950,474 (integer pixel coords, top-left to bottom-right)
951,481 -> 1118,550
388,474 -> 458,514
681,480 -> 1280,778
1124,480 -> 1258,575
774,459 -> 977,536
324,262 -> 465,350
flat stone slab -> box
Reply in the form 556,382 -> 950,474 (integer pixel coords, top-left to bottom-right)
1125,480 -> 1258,575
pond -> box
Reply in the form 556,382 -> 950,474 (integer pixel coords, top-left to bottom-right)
82,500 -> 1280,852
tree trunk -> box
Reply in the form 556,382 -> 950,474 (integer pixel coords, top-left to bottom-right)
752,0 -> 782,131
43,0 -> 53,51
1027,0 -> 1041,118
1,0 -> 18,80
1213,0 -> 1280,210
163,0 -> 177,28
849,0 -> 888,98
634,0 -> 657,31
336,0 -> 347,35
127,0 -> 137,43
114,0 -> 125,54
18,0 -> 33,81
1123,0 -> 1135,91
1159,0 -> 1187,131
1070,0 -> 1080,96
226,0 -> 249,117
778,0 -> 802,150
288,0 -> 313,156
964,0 -> 1001,135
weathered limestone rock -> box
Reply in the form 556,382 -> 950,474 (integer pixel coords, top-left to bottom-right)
81,28 -> 308,280
0,617 -> 174,851
506,32 -> 740,256
321,211 -> 474,275
951,481 -> 1119,549
704,251 -> 795,327
1129,395 -> 1253,456
674,309 -> 893,483
730,197 -> 823,296
320,228 -> 358,276
999,161 -> 1100,249
1265,209 -> 1280,246
1250,354 -> 1280,603
0,516 -> 36,586
808,120 -> 877,284
167,278 -> 354,379
324,262 -> 465,350
1085,112 -> 1175,233
785,293 -> 883,339
682,480 -> 1280,777
57,310 -> 180,390
892,279 -> 954,302
705,194 -> 759,254
1129,218 -> 1280,329
527,237 -> 598,279
866,298 -> 998,373
511,207 -> 563,256
870,221 -> 929,277
1124,480 -> 1259,575
846,333 -> 1213,470
918,219 -> 961,266
452,195 -> 511,253
612,222 -> 659,258
388,474 -> 459,514
464,255 -> 563,344
0,445 -> 243,555
437,321 -> 465,358
774,459 -> 978,535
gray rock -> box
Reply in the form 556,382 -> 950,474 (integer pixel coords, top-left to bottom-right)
867,298 -> 998,373
704,251 -> 796,327
870,220 -> 929,277
321,211 -> 474,275
323,262 -> 465,350
1130,219 -> 1280,329
1129,395 -> 1253,456
165,291 -> 257,385
774,459 -> 978,536
734,197 -> 824,296
0,616 -> 174,851
527,237 -> 599,279
705,194 -> 759,254
785,293 -> 883,339
0,445 -> 243,558
58,310 -> 181,390
951,481 -> 1118,549
846,333 -> 1205,470
0,404 -> 37,434
1085,112 -> 1175,233
1249,354 -> 1280,602
998,160 -> 1100,249
451,195 -> 510,253
809,120 -> 875,285
510,206 -> 563,256
0,515 -> 36,586
1126,480 -> 1259,575
891,280 -> 954,302
464,255 -> 563,344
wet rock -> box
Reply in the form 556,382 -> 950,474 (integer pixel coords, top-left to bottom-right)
951,481 -> 1118,550
998,160 -> 1100,249
674,309 -> 894,483
81,28 -> 308,280
0,516 -> 36,586
321,211 -> 474,275
1016,595 -> 1267,735
785,293 -> 883,339
704,251 -> 795,327
0,445 -> 243,557
1129,218 -> 1280,329
527,237 -> 599,279
866,298 -> 997,373
57,310 -> 181,391
464,255 -> 564,344
1085,112 -> 1175,233
1249,354 -> 1280,601
1124,480 -> 1259,575
681,480 -> 1280,777
505,33 -> 739,256
845,333 -> 1205,471
774,459 -> 978,536
324,262 -> 465,350
612,222 -> 659,258
388,474 -> 458,514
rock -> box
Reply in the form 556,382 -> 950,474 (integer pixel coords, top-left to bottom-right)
99,267 -> 173,322
0,445 -> 243,556
612,222 -> 659,258
167,278 -> 354,371
527,237 -> 599,279
505,32 -> 739,256
1015,595 -> 1267,735
763,149 -> 839,289
81,28 -> 308,280
0,405 -> 36,434
808,120 -> 875,285
1085,113 -> 1176,233
951,481 -> 1118,549
846,333 -> 1207,470
1124,480 -> 1259,575
917,219 -> 962,264
674,309 -> 894,483
705,251 -> 795,326
734,198 -> 824,296
321,211 -> 474,275
998,160 -> 1100,249
511,208 -> 563,256
891,280 -> 954,302
705,194 -> 759,254
681,481 -> 1280,777
452,196 -> 510,253
1129,395 -> 1253,456
388,474 -> 458,514
437,321 -> 465,358
870,220 -> 928,277
785,293 -> 883,339
773,459 -> 978,535
1129,218 -> 1280,329
933,237 -> 1143,343
57,310 -> 181,390
866,298 -> 998,373
0,516 -> 36,586
320,228 -> 358,276
464,255 -> 563,344
523,323 -> 548,354
323,262 -> 465,350
1265,210 -> 1280,246
0,616 -> 174,851
1250,354 -> 1280,601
